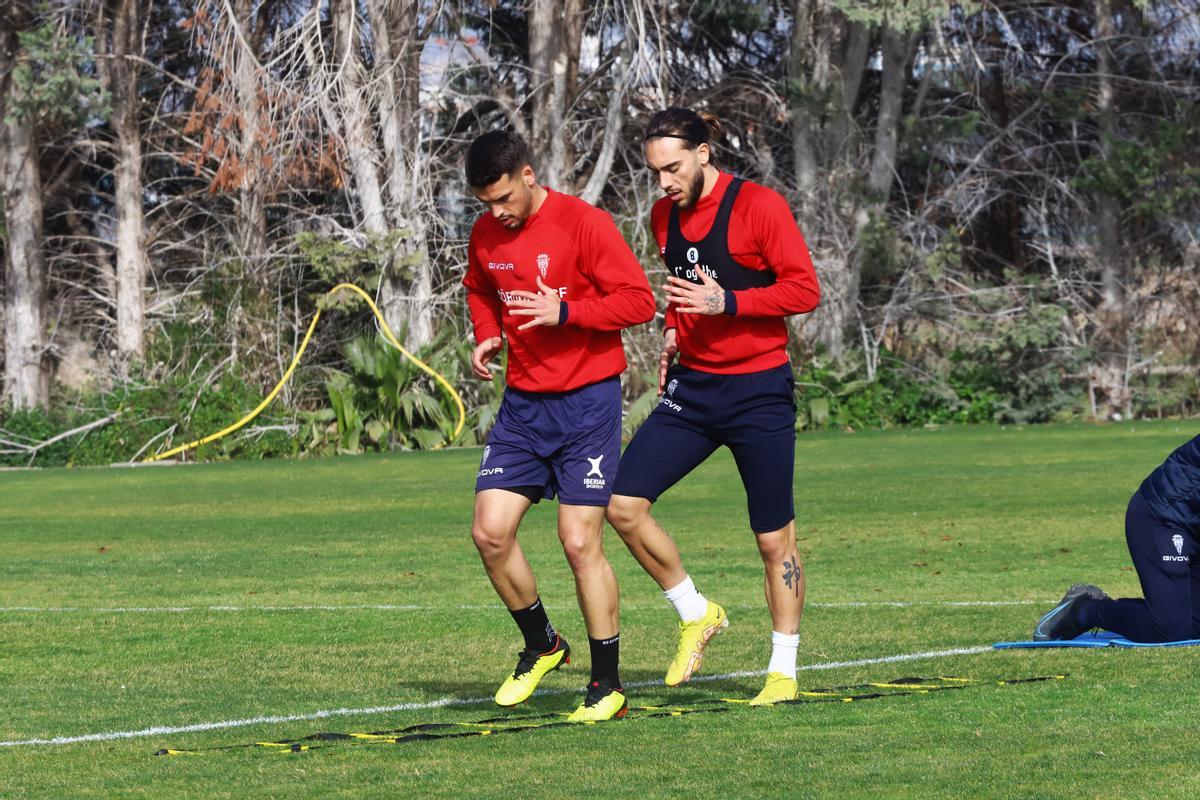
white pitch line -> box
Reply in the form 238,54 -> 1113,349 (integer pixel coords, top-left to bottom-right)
0,600 -> 1040,614
0,644 -> 991,749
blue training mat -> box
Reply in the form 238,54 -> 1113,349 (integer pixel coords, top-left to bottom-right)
994,630 -> 1200,649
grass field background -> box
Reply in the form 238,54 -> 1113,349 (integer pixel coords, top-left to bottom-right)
2,421 -> 1199,798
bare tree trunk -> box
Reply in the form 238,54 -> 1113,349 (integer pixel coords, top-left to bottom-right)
1,12 -> 49,408
790,4 -> 874,359
366,0 -> 433,350
368,0 -> 414,228
1090,0 -> 1130,418
790,0 -> 847,358
331,0 -> 387,235
231,0 -> 268,272
529,0 -> 581,191
829,18 -> 870,156
830,24 -> 917,362
867,26 -> 914,196
579,37 -> 631,205
790,0 -> 824,222
96,0 -> 147,365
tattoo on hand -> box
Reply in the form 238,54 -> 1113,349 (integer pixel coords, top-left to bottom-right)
782,557 -> 802,596
704,287 -> 723,313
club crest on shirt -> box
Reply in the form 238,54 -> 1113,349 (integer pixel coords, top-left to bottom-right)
537,253 -> 550,279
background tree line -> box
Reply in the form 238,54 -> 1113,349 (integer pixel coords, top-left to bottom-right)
1,0 -> 1197,465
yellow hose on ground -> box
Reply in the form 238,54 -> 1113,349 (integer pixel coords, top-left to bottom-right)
142,282 -> 467,463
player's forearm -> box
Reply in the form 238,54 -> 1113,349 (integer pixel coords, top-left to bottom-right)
664,302 -> 678,331
466,290 -> 504,342
729,276 -> 820,318
564,286 -> 656,331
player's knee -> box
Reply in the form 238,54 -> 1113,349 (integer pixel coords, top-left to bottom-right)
606,494 -> 649,536
559,530 -> 601,572
755,528 -> 795,563
471,521 -> 513,559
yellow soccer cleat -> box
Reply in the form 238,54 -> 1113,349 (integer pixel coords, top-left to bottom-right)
748,672 -> 799,706
665,600 -> 728,686
566,681 -> 629,723
494,636 -> 571,707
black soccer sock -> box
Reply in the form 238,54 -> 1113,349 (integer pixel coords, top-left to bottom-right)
588,633 -> 621,687
509,597 -> 556,653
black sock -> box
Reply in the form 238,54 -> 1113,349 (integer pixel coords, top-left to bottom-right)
589,634 -> 621,687
509,598 -> 556,652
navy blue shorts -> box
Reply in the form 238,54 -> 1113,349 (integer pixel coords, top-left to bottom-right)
475,377 -> 622,507
613,363 -> 796,533
1089,491 -> 1200,642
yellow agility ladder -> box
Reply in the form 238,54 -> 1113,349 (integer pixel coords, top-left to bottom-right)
143,283 -> 466,463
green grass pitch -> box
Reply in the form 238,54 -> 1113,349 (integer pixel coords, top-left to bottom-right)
2,421 -> 1198,798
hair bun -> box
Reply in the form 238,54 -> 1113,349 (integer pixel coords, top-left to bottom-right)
697,110 -> 722,143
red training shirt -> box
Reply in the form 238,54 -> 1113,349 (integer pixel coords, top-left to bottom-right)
465,188 -> 655,392
654,172 -> 820,374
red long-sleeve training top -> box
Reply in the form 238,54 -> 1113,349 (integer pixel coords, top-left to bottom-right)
465,188 -> 656,392
654,172 -> 820,374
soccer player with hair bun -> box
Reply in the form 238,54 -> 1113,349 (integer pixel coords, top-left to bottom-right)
462,130 -> 655,722
607,107 -> 821,705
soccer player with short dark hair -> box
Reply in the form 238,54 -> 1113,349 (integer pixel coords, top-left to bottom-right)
1033,433 -> 1200,643
462,130 -> 655,722
606,107 -> 821,705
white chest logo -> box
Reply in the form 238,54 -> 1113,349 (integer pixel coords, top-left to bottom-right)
686,246 -> 699,264
537,253 -> 550,279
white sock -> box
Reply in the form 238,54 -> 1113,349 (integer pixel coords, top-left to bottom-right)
663,575 -> 708,622
767,631 -> 799,679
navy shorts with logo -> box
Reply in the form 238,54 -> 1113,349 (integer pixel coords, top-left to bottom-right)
1088,491 -> 1200,642
613,363 -> 796,533
476,377 -> 622,507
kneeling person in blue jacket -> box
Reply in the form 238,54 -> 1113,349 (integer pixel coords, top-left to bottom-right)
1035,433 -> 1200,643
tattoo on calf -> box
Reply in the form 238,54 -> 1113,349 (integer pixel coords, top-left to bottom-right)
782,557 -> 802,596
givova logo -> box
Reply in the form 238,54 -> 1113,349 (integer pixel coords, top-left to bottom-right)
478,446 -> 503,477
1163,533 -> 1188,562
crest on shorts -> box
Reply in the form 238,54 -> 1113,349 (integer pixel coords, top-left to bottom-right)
1173,534 -> 1185,556
667,378 -> 678,397
586,455 -> 605,478
537,253 -> 550,279
481,445 -> 491,467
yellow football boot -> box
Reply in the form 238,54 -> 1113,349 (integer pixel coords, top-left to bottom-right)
665,600 -> 728,686
566,681 -> 629,723
748,672 -> 799,706
494,636 -> 570,707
